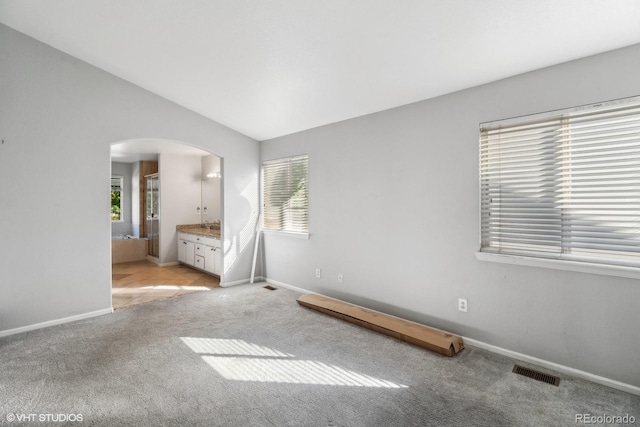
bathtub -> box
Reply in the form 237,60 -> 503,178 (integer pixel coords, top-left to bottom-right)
111,235 -> 148,264
112,234 -> 138,240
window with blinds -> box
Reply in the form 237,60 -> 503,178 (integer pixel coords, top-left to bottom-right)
262,155 -> 309,234
480,97 -> 640,268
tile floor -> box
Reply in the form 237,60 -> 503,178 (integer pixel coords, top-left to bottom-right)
111,260 -> 220,309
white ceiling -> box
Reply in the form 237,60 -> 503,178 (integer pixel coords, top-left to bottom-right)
2,1 -> 640,141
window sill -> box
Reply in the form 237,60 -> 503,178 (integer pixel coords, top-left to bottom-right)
475,251 -> 640,280
262,230 -> 310,239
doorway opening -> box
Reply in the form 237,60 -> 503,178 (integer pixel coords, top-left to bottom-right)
110,139 -> 224,309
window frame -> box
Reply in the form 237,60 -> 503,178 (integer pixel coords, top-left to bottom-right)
111,175 -> 124,222
261,154 -> 309,237
477,96 -> 640,279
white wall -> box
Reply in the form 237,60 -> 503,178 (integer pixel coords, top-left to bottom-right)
110,161 -> 133,236
159,154 -> 202,264
261,43 -> 640,388
0,24 -> 260,335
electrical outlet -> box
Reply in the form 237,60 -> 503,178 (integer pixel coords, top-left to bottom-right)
458,298 -> 468,312
315,268 -> 321,278
337,273 -> 343,283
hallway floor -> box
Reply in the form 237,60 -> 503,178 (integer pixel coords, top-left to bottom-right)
112,260 -> 220,309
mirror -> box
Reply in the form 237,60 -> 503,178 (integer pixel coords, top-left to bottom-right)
201,154 -> 222,225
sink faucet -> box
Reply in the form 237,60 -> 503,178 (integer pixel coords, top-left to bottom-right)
203,220 -> 211,230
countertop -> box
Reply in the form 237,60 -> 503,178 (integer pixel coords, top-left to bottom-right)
176,224 -> 221,239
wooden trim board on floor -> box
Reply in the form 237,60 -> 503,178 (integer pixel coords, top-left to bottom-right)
297,294 -> 464,357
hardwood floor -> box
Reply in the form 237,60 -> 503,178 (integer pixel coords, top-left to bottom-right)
112,260 -> 220,309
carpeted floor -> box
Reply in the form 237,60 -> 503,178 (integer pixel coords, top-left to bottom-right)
0,283 -> 638,426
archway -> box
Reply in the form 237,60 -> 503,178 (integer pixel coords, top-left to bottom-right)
110,139 -> 224,309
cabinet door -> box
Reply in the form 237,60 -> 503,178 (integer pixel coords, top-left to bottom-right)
185,241 -> 195,266
204,246 -> 216,274
213,246 -> 222,275
178,239 -> 188,263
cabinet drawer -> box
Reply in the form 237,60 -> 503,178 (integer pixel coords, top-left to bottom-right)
194,255 -> 205,269
203,237 -> 221,248
195,244 -> 205,257
179,232 -> 208,243
179,232 -> 198,243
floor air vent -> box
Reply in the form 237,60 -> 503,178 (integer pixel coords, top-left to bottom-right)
512,365 -> 560,386
263,285 -> 277,291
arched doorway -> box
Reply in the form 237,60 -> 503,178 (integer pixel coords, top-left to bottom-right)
110,139 -> 224,309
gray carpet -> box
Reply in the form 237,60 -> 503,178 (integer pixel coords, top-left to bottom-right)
1,283 -> 638,426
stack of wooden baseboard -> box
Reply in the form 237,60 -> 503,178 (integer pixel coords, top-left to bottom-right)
297,294 -> 464,357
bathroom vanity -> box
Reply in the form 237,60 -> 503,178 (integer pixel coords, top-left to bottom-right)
177,229 -> 222,276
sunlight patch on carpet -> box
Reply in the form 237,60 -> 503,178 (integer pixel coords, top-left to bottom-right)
181,337 -> 293,357
181,337 -> 407,388
202,357 -> 408,388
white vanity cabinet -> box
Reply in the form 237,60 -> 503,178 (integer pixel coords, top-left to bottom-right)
178,232 -> 221,276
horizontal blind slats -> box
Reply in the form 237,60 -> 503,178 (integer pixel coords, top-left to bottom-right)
480,98 -> 640,266
262,155 -> 309,233
111,177 -> 122,191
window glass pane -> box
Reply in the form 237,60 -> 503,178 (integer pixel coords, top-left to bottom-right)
262,155 -> 308,233
480,97 -> 640,268
111,176 -> 123,221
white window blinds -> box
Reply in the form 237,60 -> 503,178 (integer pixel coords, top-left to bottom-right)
262,155 -> 309,234
111,177 -> 123,192
480,97 -> 640,268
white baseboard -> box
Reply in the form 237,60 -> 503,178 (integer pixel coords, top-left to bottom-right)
147,256 -> 178,267
265,277 -> 640,397
462,337 -> 640,396
157,261 -> 179,267
0,308 -> 113,338
265,278 -> 317,295
221,276 -> 266,287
